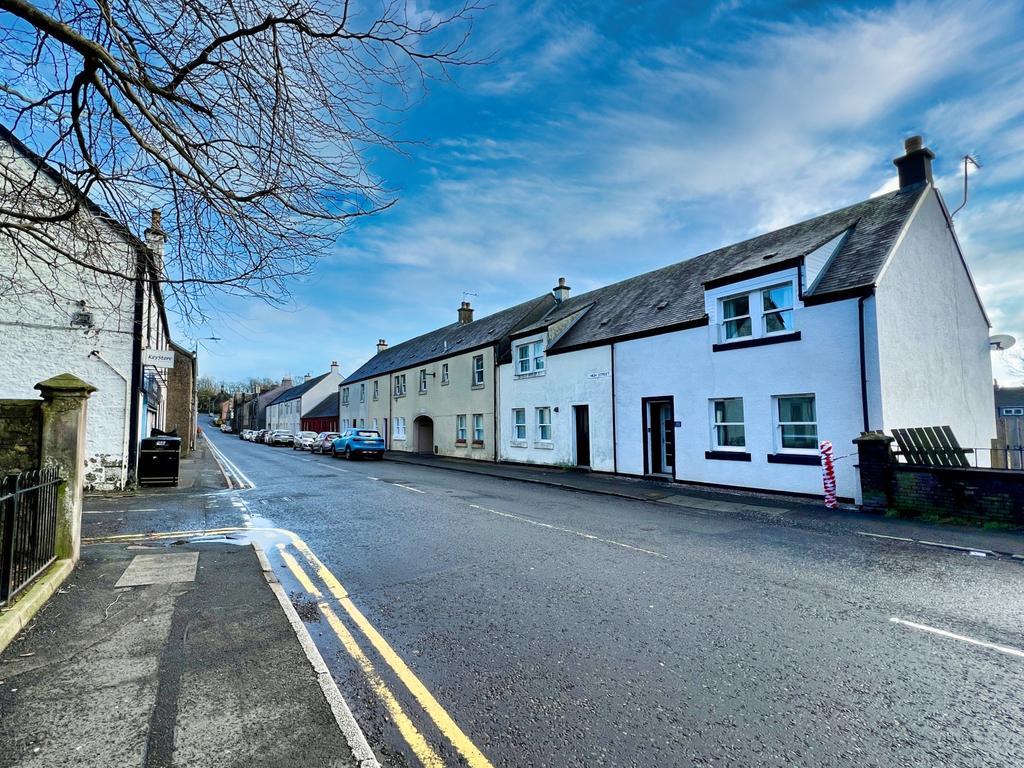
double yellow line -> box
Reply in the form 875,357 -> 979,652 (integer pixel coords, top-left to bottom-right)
85,526 -> 494,768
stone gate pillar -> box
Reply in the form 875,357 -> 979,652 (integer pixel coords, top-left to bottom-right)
35,373 -> 97,562
853,432 -> 895,513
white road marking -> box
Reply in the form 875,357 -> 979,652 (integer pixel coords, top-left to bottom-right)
392,483 -> 425,494
857,532 -> 915,543
467,504 -> 668,559
366,476 -> 380,481
890,618 -> 1024,659
84,508 -> 158,515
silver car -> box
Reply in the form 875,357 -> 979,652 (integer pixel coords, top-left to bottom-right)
292,431 -> 319,451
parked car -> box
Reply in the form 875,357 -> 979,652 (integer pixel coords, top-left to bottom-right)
239,429 -> 250,440
268,430 -> 294,447
220,423 -> 232,433
311,432 -> 341,454
292,431 -> 319,451
331,429 -> 385,459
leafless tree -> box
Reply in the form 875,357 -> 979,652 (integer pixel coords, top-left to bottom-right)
0,0 -> 479,317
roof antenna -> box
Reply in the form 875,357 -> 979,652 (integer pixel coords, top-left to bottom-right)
462,290 -> 477,302
951,154 -> 981,217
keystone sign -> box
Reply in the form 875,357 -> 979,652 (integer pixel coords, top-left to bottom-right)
142,349 -> 176,368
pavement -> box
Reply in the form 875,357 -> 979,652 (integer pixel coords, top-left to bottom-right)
0,441 -> 375,768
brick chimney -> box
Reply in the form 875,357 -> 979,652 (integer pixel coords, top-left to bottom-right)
376,339 -> 388,354
458,301 -> 474,325
893,135 -> 934,190
144,208 -> 166,277
552,277 -> 571,303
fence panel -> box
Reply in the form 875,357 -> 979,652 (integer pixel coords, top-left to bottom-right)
0,466 -> 62,606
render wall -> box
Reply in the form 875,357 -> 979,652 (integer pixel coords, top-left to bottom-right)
498,341 -> 614,471
613,276 -> 865,499
873,188 -> 996,459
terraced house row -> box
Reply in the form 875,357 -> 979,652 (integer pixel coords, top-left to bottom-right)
338,137 -> 997,502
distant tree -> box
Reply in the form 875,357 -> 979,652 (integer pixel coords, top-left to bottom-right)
1005,349 -> 1024,380
0,0 -> 479,316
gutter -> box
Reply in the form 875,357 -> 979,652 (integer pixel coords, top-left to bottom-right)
126,246 -> 146,486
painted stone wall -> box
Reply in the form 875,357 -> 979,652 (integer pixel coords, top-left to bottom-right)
0,399 -> 42,474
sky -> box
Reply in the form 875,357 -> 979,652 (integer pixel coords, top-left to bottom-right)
188,0 -> 1024,386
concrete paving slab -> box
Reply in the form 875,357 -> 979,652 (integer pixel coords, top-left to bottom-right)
115,552 -> 199,587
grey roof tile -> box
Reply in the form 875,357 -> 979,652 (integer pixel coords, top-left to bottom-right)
269,372 -> 331,405
303,392 -> 339,419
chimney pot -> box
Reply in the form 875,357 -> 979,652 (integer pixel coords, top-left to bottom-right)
893,134 -> 935,190
376,338 -> 388,353
458,301 -> 474,325
150,208 -> 162,232
552,277 -> 571,303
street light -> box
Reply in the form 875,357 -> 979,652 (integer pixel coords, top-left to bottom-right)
192,336 -> 220,425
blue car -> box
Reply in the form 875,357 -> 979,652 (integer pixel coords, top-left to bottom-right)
331,428 -> 385,460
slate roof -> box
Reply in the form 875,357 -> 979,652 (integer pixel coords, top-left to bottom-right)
269,372 -> 331,405
303,392 -> 339,419
343,295 -> 554,385
513,184 -> 927,353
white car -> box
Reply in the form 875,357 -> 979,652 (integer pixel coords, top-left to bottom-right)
220,423 -> 232,433
292,431 -> 319,451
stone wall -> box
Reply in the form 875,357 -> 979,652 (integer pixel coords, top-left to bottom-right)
0,399 -> 42,474
164,347 -> 195,455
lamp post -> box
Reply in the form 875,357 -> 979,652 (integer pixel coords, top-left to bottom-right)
192,336 -> 220,433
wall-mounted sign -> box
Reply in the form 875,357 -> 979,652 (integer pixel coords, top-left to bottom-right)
587,371 -> 610,379
143,349 -> 176,368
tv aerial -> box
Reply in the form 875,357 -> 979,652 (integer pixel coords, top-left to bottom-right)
989,334 -> 1016,351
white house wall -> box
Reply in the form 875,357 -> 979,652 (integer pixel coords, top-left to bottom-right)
498,341 -> 614,471
873,188 -> 996,458
614,282 -> 864,499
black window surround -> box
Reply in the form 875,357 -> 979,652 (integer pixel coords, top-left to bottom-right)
766,452 -> 820,466
705,450 -> 751,462
713,331 -> 801,353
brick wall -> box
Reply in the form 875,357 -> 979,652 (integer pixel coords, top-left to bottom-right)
0,399 -> 42,474
888,466 -> 1024,526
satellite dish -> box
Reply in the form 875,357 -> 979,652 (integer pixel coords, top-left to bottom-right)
990,334 -> 1017,351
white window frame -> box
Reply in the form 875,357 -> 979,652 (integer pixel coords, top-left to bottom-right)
515,340 -> 546,375
393,416 -> 406,439
774,394 -> 818,453
456,414 -> 467,442
373,381 -> 379,401
472,413 -> 484,443
710,398 -> 745,450
341,387 -> 349,405
1002,407 -> 1024,416
394,374 -> 406,397
535,407 -> 552,442
419,368 -> 428,393
359,383 -> 365,403
441,363 -> 449,385
472,355 -> 485,386
717,281 -> 796,344
512,408 -> 526,442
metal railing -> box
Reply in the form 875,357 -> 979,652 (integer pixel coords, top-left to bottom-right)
1,466 -> 62,606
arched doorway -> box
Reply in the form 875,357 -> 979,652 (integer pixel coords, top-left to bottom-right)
413,416 -> 434,455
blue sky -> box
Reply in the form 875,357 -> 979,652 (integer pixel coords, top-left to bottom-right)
190,0 -> 1024,384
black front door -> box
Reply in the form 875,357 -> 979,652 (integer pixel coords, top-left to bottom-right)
574,405 -> 590,467
647,399 -> 675,476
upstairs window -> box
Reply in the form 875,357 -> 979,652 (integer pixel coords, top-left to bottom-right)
472,355 -> 485,386
516,341 -> 546,374
359,383 -> 365,403
419,369 -> 428,393
441,363 -> 449,385
341,387 -> 349,405
719,282 -> 795,343
776,395 -> 817,451
394,374 -> 406,397
373,381 -> 379,401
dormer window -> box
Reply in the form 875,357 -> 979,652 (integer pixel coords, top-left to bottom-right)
719,283 -> 794,343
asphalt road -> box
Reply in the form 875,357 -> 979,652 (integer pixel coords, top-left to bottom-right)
97,422 -> 1024,767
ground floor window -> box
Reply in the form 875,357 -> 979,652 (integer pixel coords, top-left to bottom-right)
456,414 -> 467,442
472,413 -> 484,443
536,407 -> 552,441
394,416 -> 407,439
712,398 -> 745,449
776,395 -> 817,450
512,408 -> 526,440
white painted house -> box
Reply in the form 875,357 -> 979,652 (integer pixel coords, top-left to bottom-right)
0,125 -> 176,489
265,363 -> 344,434
497,137 -> 995,501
